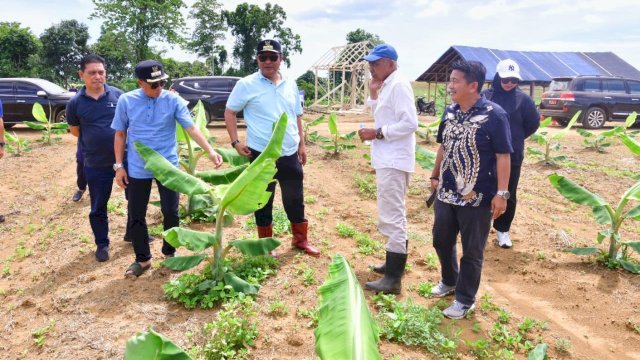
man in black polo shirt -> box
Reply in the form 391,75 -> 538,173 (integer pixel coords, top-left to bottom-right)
67,54 -> 123,262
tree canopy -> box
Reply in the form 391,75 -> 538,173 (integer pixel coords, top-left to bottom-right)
187,0 -> 225,75
223,2 -> 302,75
0,22 -> 40,77
91,0 -> 187,63
346,28 -> 383,46
40,20 -> 89,87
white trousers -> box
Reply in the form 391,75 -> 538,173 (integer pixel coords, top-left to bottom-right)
376,168 -> 410,254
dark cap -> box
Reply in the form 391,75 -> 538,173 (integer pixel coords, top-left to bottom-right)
135,60 -> 169,83
256,39 -> 282,54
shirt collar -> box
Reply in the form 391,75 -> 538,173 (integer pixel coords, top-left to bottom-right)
258,70 -> 286,83
452,94 -> 488,111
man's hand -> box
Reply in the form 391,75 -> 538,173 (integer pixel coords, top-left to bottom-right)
491,195 -> 507,220
208,149 -> 223,168
233,142 -> 252,157
298,142 -> 307,165
115,168 -> 128,189
369,79 -> 382,99
358,127 -> 376,141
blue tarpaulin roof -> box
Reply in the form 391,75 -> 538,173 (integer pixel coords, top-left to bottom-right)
416,45 -> 640,83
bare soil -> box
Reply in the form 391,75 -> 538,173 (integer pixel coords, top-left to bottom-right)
0,115 -> 639,359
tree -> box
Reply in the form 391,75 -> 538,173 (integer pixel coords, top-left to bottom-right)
186,0 -> 226,75
0,22 -> 40,77
91,0 -> 187,63
40,20 -> 89,87
90,27 -> 136,82
223,2 -> 302,75
346,28 -> 383,45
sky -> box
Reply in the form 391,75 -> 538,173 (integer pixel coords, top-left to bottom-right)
3,0 -> 640,80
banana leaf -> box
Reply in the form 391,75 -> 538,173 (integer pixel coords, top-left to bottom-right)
314,254 -> 381,360
224,273 -> 259,294
230,237 -> 281,256
215,147 -> 250,166
619,134 -> 640,156
625,111 -> 638,128
416,145 -> 437,170
24,122 -> 47,130
548,173 -> 607,207
527,343 -> 548,360
176,100 -> 208,146
566,247 -> 599,255
328,113 -> 338,136
216,113 -> 287,215
162,254 -> 207,271
539,117 -> 552,128
551,111 -> 580,140
163,227 -> 217,252
4,132 -> 16,142
197,164 -> 248,185
124,328 -> 192,360
307,115 -> 325,127
135,141 -> 211,196
32,102 -> 48,122
620,260 -> 640,274
625,241 -> 640,253
621,180 -> 640,202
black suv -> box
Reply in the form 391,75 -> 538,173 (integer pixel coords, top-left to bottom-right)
539,75 -> 640,128
0,78 -> 75,128
169,76 -> 241,123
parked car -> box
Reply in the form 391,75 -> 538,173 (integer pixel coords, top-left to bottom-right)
169,76 -> 242,123
539,75 -> 640,129
0,78 -> 75,128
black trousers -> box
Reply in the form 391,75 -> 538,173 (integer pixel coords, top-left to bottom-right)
432,200 -> 492,306
76,145 -> 87,191
493,164 -> 521,233
127,177 -> 179,262
249,148 -> 305,226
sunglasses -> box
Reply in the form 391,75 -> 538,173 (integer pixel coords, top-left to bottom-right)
148,80 -> 167,89
501,77 -> 519,85
258,53 -> 279,62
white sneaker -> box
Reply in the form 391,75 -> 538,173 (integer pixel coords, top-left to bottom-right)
497,231 -> 512,248
442,300 -> 475,319
431,282 -> 455,298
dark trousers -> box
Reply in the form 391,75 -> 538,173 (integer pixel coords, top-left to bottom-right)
127,177 -> 179,262
432,199 -> 492,305
249,148 -> 305,226
84,166 -> 114,248
76,146 -> 87,191
493,164 -> 521,232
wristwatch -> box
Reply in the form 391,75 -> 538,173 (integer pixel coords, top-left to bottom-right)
375,128 -> 384,140
113,163 -> 124,171
496,190 -> 510,200
231,139 -> 240,148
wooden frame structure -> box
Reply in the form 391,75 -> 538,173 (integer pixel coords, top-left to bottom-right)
308,41 -> 373,113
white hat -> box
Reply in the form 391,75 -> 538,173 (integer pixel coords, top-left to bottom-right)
496,59 -> 522,80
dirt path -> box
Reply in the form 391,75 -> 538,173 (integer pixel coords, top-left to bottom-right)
0,116 -> 639,359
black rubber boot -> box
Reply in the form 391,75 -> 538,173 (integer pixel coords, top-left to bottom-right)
365,252 -> 407,294
372,263 -> 385,274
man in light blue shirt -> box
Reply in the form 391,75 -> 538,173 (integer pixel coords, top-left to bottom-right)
112,60 -> 223,278
225,39 -> 319,257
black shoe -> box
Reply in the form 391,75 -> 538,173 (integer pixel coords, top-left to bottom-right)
365,252 -> 407,295
95,246 -> 109,262
72,189 -> 85,202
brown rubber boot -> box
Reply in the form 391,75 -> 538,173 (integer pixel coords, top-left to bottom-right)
291,220 -> 320,257
257,224 -> 277,257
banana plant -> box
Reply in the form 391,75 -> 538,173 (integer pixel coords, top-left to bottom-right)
314,254 -> 382,360
416,118 -> 441,144
175,100 -> 249,220
318,113 -> 357,156
135,113 -> 289,294
416,144 -> 437,171
303,114 -> 325,144
25,102 -> 68,145
527,112 -> 580,165
4,131 -> 31,156
124,328 -> 191,360
548,173 -> 640,274
578,112 -> 638,153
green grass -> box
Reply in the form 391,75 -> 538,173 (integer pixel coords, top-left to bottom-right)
354,174 -> 377,200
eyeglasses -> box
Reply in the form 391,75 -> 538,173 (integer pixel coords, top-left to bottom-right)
501,77 -> 519,85
258,53 -> 279,62
148,80 -> 167,89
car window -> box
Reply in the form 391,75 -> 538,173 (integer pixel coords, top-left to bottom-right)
206,79 -> 231,91
16,83 -> 41,96
628,81 -> 640,94
0,82 -> 13,95
604,80 -> 626,93
582,79 -> 601,92
549,80 -> 570,91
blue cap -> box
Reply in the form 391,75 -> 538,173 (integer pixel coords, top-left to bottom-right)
362,44 -> 398,62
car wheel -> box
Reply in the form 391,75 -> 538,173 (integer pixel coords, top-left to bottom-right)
582,107 -> 606,129
556,119 -> 569,127
55,109 -> 66,123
